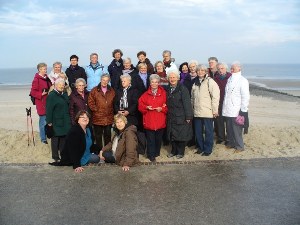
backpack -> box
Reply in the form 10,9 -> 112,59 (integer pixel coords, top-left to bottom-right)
136,131 -> 146,155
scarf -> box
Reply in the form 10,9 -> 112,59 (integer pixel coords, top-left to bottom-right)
180,72 -> 189,84
163,61 -> 171,68
90,62 -> 100,71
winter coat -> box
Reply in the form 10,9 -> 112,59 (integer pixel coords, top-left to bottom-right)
65,65 -> 87,90
30,73 -> 52,116
108,59 -> 123,90
88,83 -> 115,126
136,58 -> 155,74
114,86 -> 139,126
46,90 -> 71,136
138,86 -> 167,130
222,72 -> 250,117
166,83 -> 193,141
191,76 -> 220,118
164,61 -> 178,74
85,63 -> 108,91
60,125 -> 95,169
69,89 -> 90,125
214,72 -> 231,114
102,125 -> 139,167
131,73 -> 150,97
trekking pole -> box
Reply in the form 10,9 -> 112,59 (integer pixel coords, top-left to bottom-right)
26,107 -> 35,146
26,107 -> 30,146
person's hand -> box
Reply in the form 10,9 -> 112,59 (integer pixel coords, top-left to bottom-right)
213,112 -> 219,118
48,123 -> 52,126
147,106 -> 153,110
74,167 -> 84,173
42,90 -> 48,96
99,150 -> 105,160
155,107 -> 162,112
122,166 -> 130,171
186,120 -> 191,123
123,110 -> 129,116
118,111 -> 124,114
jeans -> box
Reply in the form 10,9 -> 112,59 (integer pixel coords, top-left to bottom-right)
88,153 -> 100,164
145,129 -> 164,159
39,115 -> 46,142
103,151 -> 116,163
194,117 -> 214,154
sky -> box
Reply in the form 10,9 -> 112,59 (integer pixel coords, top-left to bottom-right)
0,0 -> 299,69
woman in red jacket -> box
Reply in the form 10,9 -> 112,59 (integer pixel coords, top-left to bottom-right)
138,74 -> 168,162
30,62 -> 52,144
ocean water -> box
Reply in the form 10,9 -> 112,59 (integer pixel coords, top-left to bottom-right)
0,64 -> 299,89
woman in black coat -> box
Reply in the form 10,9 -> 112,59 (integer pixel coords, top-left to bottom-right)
166,69 -> 193,159
114,74 -> 139,127
49,110 -> 100,172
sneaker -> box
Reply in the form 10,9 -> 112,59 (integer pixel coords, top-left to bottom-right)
167,153 -> 175,158
42,140 -> 48,144
202,152 -> 211,156
194,150 -> 203,154
216,140 -> 223,144
176,155 -> 184,159
149,157 -> 156,162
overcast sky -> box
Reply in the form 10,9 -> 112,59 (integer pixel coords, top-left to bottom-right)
0,0 -> 299,69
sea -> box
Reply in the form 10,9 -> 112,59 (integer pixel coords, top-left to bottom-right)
0,64 -> 300,90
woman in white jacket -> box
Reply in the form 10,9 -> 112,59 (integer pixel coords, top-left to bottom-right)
222,61 -> 250,152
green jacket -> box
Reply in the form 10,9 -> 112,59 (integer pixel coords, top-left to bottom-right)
46,90 -> 71,136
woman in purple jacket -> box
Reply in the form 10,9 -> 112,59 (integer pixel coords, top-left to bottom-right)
69,78 -> 90,125
30,62 -> 52,144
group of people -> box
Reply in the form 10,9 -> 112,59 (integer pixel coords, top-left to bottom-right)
30,49 -> 250,172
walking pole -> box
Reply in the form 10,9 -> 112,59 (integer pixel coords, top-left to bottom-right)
26,107 -> 30,146
29,107 -> 35,146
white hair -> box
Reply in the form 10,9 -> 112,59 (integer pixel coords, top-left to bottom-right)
188,60 -> 199,67
167,69 -> 180,79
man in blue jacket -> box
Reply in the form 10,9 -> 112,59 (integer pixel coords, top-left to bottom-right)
85,53 -> 108,91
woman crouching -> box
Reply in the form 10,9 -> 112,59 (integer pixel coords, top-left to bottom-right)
99,114 -> 139,171
49,110 -> 100,172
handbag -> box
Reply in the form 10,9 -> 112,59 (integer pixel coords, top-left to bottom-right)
235,115 -> 245,126
45,124 -> 54,139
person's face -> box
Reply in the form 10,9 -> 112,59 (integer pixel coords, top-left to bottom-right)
218,65 -> 227,75
53,64 -> 62,74
182,65 -> 189,73
39,66 -> 47,75
150,79 -> 159,90
101,76 -> 110,87
114,52 -> 121,61
168,73 -> 179,86
123,61 -> 131,69
121,78 -> 130,88
78,113 -> 89,127
138,54 -> 146,62
56,82 -> 65,92
76,81 -> 85,93
156,63 -> 164,73
115,118 -> 126,131
163,53 -> 171,62
90,54 -> 98,64
139,66 -> 147,74
231,65 -> 240,73
70,58 -> 78,66
209,60 -> 217,69
189,63 -> 197,73
197,68 -> 206,79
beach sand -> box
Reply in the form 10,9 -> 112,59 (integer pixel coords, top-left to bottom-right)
0,84 -> 300,164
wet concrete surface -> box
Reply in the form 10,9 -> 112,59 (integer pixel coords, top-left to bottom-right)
0,158 -> 300,225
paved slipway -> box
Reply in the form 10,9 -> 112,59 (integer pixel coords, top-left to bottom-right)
1,158 -> 299,225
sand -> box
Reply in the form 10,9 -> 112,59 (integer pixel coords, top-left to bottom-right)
0,84 -> 300,164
